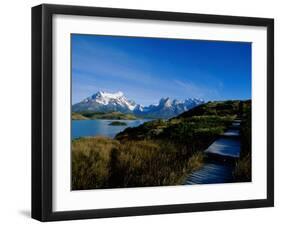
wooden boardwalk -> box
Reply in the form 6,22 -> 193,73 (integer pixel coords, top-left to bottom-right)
184,119 -> 241,185
184,163 -> 234,185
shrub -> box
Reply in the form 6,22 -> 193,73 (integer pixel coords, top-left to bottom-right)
234,153 -> 251,182
234,100 -> 251,181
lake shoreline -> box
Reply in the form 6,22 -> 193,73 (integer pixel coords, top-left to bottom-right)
72,118 -> 152,139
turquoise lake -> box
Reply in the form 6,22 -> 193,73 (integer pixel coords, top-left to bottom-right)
72,119 -> 151,139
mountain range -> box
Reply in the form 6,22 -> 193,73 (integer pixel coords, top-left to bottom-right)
72,91 -> 204,118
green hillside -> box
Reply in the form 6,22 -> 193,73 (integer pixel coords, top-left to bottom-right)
72,112 -> 89,120
72,111 -> 137,120
115,100 -> 247,143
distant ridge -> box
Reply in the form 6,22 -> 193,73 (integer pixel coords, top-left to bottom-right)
72,91 -> 204,119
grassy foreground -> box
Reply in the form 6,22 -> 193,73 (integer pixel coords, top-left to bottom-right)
72,137 -> 204,190
72,100 -> 251,190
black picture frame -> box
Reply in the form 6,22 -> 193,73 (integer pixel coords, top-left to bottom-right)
32,3 -> 274,222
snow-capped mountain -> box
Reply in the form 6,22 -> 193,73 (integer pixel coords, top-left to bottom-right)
134,97 -> 204,118
72,91 -> 204,118
72,91 -> 136,113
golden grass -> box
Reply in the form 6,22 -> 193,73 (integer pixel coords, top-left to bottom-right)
72,137 -> 204,190
72,137 -> 120,190
234,153 -> 251,182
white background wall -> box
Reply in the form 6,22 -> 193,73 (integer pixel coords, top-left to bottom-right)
0,0 -> 279,225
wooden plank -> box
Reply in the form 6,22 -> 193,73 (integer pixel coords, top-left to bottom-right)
223,129 -> 240,137
184,164 -> 234,185
205,137 -> 240,158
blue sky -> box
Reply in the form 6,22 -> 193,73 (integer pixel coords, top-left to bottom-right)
72,34 -> 251,105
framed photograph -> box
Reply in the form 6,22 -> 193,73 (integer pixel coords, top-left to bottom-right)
32,4 -> 274,221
